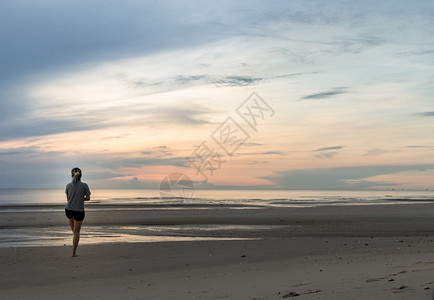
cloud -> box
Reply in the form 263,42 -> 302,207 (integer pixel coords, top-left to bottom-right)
153,146 -> 173,156
114,177 -> 144,189
213,76 -> 262,87
141,146 -> 174,157
155,72 -> 318,92
247,160 -> 268,165
315,152 -> 339,159
271,72 -> 321,79
145,106 -> 212,125
0,146 -> 62,159
313,146 -> 343,159
0,0 -> 257,141
405,145 -> 434,149
235,151 -> 286,156
302,88 -> 347,100
0,102 -> 212,141
86,174 -> 161,189
262,164 -> 434,190
0,118 -> 104,141
0,152 -> 70,188
98,156 -> 190,169
314,146 -> 343,152
398,50 -> 434,56
174,75 -> 262,87
364,148 -> 387,156
86,172 -> 128,181
0,1 -> 247,86
0,143 -> 188,188
0,146 -> 41,156
128,74 -> 263,92
418,112 -> 434,117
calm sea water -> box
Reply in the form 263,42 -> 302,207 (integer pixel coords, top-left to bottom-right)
1,188 -> 434,247
0,188 -> 433,207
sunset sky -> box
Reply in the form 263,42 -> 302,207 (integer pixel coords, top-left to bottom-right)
1,0 -> 433,189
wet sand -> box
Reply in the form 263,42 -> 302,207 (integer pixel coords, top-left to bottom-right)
1,203 -> 434,299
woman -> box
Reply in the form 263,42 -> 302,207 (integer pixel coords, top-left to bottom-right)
65,167 -> 91,257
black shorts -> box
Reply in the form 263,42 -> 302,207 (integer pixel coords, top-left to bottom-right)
65,209 -> 85,221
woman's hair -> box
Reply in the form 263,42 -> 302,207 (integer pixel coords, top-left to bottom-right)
71,167 -> 82,184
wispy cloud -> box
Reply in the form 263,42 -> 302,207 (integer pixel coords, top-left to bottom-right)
0,118 -> 104,141
175,75 -> 262,87
315,152 -> 339,159
98,156 -> 189,169
405,145 -> 433,149
313,146 -> 343,159
145,106 -> 212,125
124,71 -> 317,94
0,102 -> 213,141
302,88 -> 347,100
0,146 -> 59,156
363,148 -> 387,156
128,74 -> 263,91
235,151 -> 286,156
314,146 -> 344,152
140,146 -> 174,157
418,112 -> 434,117
398,50 -> 434,56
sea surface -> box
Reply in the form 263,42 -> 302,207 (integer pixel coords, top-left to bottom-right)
0,188 -> 433,207
1,188 -> 433,247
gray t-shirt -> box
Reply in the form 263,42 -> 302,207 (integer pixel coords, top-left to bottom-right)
65,181 -> 91,212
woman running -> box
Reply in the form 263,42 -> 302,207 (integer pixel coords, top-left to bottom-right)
65,167 -> 91,257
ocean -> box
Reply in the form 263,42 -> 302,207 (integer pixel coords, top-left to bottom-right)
1,188 -> 433,247
0,188 -> 433,207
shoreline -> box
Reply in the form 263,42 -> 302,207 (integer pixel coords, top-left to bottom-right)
2,202 -> 434,230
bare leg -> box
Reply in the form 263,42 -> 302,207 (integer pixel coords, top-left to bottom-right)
72,220 -> 83,257
69,218 -> 74,232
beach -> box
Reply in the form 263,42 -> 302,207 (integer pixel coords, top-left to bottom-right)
1,203 -> 434,299
2,0 -> 434,299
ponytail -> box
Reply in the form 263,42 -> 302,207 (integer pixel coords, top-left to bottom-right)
71,167 -> 82,185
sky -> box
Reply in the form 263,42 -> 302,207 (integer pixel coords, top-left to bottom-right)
0,0 -> 433,190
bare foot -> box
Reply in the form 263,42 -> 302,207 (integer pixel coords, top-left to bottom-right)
72,254 -> 79,257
